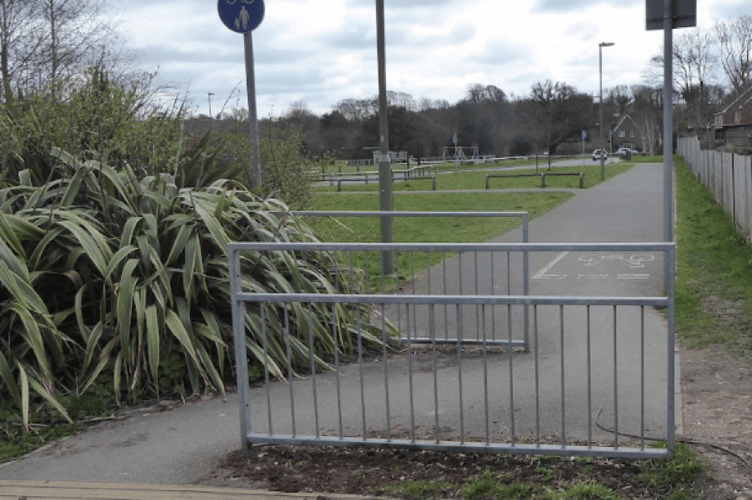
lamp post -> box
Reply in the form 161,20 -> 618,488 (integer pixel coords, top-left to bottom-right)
599,42 -> 614,180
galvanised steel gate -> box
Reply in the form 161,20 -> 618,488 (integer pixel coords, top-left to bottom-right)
228,241 -> 675,459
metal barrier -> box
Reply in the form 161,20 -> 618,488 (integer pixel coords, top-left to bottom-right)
228,241 -> 675,459
485,172 -> 584,189
276,211 -> 529,348
541,172 -> 584,189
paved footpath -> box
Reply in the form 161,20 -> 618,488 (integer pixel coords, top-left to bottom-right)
0,163 -> 677,499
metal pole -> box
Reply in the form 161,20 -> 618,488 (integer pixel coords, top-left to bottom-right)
663,0 -> 675,329
598,42 -> 614,180
663,0 -> 673,244
376,0 -> 393,275
599,45 -> 605,181
244,32 -> 262,189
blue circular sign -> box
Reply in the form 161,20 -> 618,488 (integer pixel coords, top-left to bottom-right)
218,0 -> 265,33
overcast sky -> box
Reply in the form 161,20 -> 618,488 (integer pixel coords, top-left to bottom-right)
114,0 -> 750,117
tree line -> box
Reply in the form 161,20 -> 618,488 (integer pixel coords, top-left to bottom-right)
186,14 -> 752,159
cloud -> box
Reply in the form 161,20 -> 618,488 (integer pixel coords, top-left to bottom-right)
110,0 -> 744,117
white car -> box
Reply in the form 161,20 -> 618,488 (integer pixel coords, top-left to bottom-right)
592,149 -> 608,161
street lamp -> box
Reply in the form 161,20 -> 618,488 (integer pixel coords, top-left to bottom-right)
599,42 -> 614,180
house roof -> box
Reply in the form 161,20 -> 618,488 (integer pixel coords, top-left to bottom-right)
715,82 -> 752,117
613,114 -> 642,133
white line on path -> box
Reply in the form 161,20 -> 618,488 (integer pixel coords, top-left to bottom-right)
532,251 -> 569,280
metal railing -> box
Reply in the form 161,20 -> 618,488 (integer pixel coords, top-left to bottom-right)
274,211 -> 529,349
228,241 -> 675,459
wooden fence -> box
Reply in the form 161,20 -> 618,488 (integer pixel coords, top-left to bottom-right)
678,136 -> 752,241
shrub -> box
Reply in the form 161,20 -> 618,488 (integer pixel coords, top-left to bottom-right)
0,74 -> 394,427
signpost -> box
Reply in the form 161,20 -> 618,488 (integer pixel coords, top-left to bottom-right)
218,0 -> 265,188
645,0 -> 695,248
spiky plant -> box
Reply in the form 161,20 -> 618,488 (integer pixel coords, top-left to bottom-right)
0,149 -> 393,427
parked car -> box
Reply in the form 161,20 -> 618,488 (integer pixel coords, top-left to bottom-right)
592,149 -> 608,161
617,147 -> 641,159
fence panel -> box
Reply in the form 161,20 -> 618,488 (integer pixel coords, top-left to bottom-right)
229,241 -> 675,459
678,137 -> 752,243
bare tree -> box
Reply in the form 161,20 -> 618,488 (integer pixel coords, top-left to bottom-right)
714,15 -> 752,95
1,0 -> 121,92
608,85 -> 633,117
648,28 -> 720,134
0,0 -> 43,87
386,91 -> 416,111
631,85 -> 663,155
333,98 -> 375,122
521,80 -> 593,156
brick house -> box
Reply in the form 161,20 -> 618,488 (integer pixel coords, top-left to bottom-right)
713,84 -> 752,149
611,115 -> 644,151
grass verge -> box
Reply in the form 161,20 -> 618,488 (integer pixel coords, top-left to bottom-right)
674,156 -> 752,353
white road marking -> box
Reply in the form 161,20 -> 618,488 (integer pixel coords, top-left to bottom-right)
532,251 -> 569,280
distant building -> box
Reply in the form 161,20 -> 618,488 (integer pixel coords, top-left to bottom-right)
612,115 -> 644,151
713,84 -> 752,149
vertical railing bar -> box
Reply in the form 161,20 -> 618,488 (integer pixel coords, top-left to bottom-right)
229,248 -> 250,450
506,250 -> 511,295
406,304 -> 416,443
482,304 -> 490,446
364,251 -> 370,294
457,305 -> 465,443
262,306 -> 272,436
332,303 -> 344,438
491,251 -> 496,342
586,305 -> 592,448
613,305 -> 619,448
349,250 -> 354,294
284,307 -> 296,437
523,215 -> 530,353
534,305 -> 541,445
357,306 -> 367,440
640,305 -> 646,450
426,249 -> 430,293
382,303 -> 391,440
504,250 -> 510,346
559,305 -> 565,447
308,303 -> 320,438
475,250 -> 480,342
430,304 -> 440,443
380,249 -> 386,293
443,252 -> 449,341
667,246 -> 676,455
458,250 -> 463,297
411,252 -> 417,341
508,303 -> 515,445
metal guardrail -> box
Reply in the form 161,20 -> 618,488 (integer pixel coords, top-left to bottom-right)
485,172 -> 584,189
275,211 -> 529,348
228,241 -> 675,459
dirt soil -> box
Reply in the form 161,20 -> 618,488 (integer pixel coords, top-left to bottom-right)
197,345 -> 752,499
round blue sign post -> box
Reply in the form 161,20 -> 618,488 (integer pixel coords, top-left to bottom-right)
218,0 -> 265,188
217,0 -> 265,34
